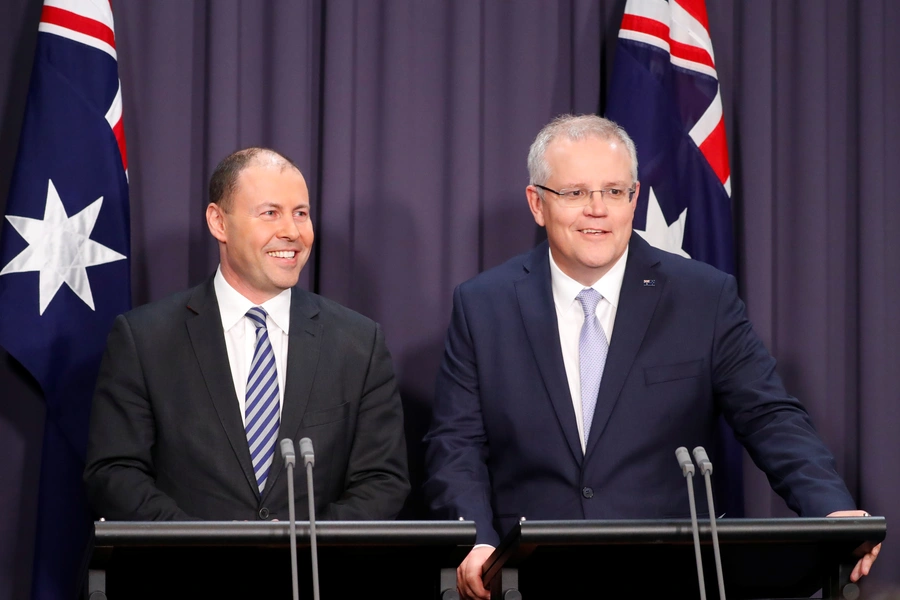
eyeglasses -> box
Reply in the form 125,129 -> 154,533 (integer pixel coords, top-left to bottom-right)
534,184 -> 636,208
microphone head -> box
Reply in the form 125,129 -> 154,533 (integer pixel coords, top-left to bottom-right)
692,446 -> 712,475
299,437 -> 315,467
280,438 -> 296,466
675,446 -> 695,476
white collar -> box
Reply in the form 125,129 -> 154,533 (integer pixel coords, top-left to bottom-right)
214,266 -> 292,333
549,245 -> 628,310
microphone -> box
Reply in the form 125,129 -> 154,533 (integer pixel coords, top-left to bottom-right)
280,438 -> 300,600
693,446 -> 726,600
300,436 -> 315,468
300,437 -> 320,600
676,446 -> 707,600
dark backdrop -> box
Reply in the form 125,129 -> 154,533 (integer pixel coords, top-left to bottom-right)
1,1 -> 898,597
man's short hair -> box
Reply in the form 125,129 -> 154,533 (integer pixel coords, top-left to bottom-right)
527,114 -> 639,190
208,147 -> 300,211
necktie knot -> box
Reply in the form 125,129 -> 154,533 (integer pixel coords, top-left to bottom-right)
577,288 -> 602,316
247,306 -> 268,329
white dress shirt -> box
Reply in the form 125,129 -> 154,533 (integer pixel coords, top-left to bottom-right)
549,245 -> 628,453
214,268 -> 291,424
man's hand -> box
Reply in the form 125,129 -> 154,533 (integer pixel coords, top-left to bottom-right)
457,545 -> 494,600
828,510 -> 881,581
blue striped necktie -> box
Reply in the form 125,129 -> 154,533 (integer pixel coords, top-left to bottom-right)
245,306 -> 280,493
577,288 -> 608,444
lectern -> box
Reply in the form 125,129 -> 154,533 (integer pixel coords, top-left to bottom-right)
483,518 -> 886,600
88,520 -> 475,600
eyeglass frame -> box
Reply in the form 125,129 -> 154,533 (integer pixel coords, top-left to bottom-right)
533,183 -> 637,207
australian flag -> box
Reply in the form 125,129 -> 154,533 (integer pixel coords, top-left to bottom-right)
0,0 -> 130,597
606,0 -> 742,515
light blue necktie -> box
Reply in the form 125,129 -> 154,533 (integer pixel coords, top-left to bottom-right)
577,288 -> 608,444
245,306 -> 280,492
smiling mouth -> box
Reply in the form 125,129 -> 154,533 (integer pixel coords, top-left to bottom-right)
579,229 -> 608,235
267,250 -> 296,258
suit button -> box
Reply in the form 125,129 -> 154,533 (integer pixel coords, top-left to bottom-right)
582,487 -> 594,499
258,507 -> 270,519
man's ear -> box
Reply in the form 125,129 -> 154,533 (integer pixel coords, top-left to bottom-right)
206,203 -> 227,243
525,185 -> 546,227
630,181 -> 640,216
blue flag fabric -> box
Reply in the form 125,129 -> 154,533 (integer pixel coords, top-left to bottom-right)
0,1 -> 130,597
605,0 -> 743,516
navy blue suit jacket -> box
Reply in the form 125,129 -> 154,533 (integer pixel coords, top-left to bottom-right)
424,234 -> 854,546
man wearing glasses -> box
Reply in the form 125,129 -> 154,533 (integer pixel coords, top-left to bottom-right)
423,114 -> 877,599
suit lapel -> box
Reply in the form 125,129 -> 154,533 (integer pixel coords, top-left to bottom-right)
185,277 -> 259,496
585,234 -> 664,456
516,243 -> 583,464
261,288 -> 322,500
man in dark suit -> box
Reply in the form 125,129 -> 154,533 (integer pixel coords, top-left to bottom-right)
422,114 -> 878,599
84,148 -> 409,523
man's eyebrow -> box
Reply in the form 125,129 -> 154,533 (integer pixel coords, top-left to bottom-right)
256,201 -> 309,209
601,180 -> 632,188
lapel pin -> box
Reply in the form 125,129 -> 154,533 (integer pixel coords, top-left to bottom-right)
643,279 -> 656,287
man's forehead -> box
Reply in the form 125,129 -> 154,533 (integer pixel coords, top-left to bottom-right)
547,138 -> 630,173
237,160 -> 306,188
232,163 -> 308,205
549,134 -> 621,153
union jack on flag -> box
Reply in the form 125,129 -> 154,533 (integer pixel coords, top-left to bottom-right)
605,0 -> 741,513
0,0 -> 130,597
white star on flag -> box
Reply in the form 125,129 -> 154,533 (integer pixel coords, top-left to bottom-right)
634,186 -> 690,258
0,179 -> 126,315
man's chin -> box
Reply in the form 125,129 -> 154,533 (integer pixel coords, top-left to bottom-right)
577,253 -> 617,271
260,271 -> 301,293
275,277 -> 301,290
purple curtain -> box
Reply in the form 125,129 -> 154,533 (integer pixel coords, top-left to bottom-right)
2,0 -> 898,595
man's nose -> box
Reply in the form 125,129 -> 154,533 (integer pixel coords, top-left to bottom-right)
278,215 -> 300,239
584,190 -> 609,215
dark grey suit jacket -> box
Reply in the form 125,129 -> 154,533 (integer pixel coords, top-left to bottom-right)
84,275 -> 409,521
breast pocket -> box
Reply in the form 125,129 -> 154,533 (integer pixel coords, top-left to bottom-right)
644,360 -> 703,385
300,401 -> 350,427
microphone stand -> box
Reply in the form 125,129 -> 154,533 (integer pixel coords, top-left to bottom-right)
693,446 -> 726,600
301,437 -> 320,600
676,446 -> 706,600
280,439 -> 300,600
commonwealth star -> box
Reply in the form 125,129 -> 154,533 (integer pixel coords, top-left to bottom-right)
1,179 -> 126,314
